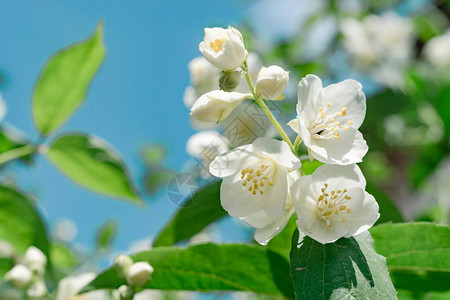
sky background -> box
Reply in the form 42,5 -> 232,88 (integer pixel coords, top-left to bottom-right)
0,0 -> 271,255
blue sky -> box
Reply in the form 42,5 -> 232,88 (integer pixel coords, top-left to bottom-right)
0,0 -> 256,253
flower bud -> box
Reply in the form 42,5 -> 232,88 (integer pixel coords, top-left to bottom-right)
118,285 -> 134,300
190,90 -> 251,123
114,254 -> 133,279
27,281 -> 47,299
219,71 -> 242,92
126,262 -> 154,287
5,264 -> 32,288
255,66 -> 289,100
199,26 -> 248,71
24,246 -> 47,275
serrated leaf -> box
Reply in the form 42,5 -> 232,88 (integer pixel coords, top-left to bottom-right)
32,22 -> 106,135
81,243 -> 294,298
153,181 -> 226,247
96,220 -> 118,251
0,185 -> 49,256
290,230 -> 397,300
46,133 -> 141,203
370,222 -> 450,293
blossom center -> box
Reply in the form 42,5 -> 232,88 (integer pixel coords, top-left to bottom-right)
316,183 -> 352,229
240,158 -> 277,196
210,38 -> 226,53
309,102 -> 353,140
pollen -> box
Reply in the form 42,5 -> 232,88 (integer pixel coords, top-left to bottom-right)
310,104 -> 353,140
316,183 -> 353,230
240,158 -> 277,196
210,38 -> 226,53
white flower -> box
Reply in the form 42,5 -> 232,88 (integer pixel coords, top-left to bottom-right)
56,273 -> 110,300
288,75 -> 368,165
209,137 -> 301,218
24,246 -> 47,274
190,90 -> 252,123
241,171 -> 299,245
199,27 -> 248,71
291,164 -> 379,244
5,264 -> 32,288
186,131 -> 229,161
127,262 -> 154,287
255,65 -> 289,100
188,57 -> 221,91
423,31 -> 450,67
0,240 -> 14,258
341,13 -> 414,87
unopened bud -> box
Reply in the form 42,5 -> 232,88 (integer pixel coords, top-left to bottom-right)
118,285 -> 134,300
219,71 -> 242,92
126,262 -> 154,287
255,65 -> 289,100
27,281 -> 47,299
5,264 -> 32,288
114,255 -> 133,279
24,246 -> 47,275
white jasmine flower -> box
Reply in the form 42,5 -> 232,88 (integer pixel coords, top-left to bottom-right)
27,281 -> 47,299
186,131 -> 229,162
5,264 -> 32,288
114,254 -> 133,279
288,74 -> 368,165
24,246 -> 47,274
199,27 -> 248,71
188,57 -> 221,92
423,31 -> 450,67
209,137 -> 301,218
56,273 -> 110,300
127,262 -> 154,287
0,240 -> 14,258
291,164 -> 379,244
255,65 -> 289,100
190,90 -> 252,123
341,13 -> 414,87
241,171 -> 299,245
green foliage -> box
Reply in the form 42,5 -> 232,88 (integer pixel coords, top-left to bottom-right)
153,181 -> 226,247
0,258 -> 14,277
289,230 -> 397,300
50,242 -> 79,280
0,126 -> 34,164
32,22 -> 106,136
96,220 -> 118,251
301,159 -> 323,175
81,243 -> 294,297
370,223 -> 450,293
46,133 -> 141,203
0,185 -> 49,256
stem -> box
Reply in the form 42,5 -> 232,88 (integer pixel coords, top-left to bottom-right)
294,135 -> 303,152
243,61 -> 295,153
0,145 -> 36,165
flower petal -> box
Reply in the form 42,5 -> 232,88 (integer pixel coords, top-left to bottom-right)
343,191 -> 380,237
209,144 -> 255,178
252,137 -> 301,170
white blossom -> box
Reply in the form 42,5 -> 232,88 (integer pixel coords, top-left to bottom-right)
199,27 -> 248,71
114,254 -> 133,279
27,281 -> 47,299
288,74 -> 368,165
423,31 -> 450,67
209,137 -> 301,218
5,264 -> 32,288
241,171 -> 299,245
56,273 -> 110,300
291,164 -> 379,244
190,90 -> 252,123
127,262 -> 154,287
255,65 -> 289,100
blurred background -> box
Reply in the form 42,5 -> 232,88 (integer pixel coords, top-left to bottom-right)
0,0 -> 450,299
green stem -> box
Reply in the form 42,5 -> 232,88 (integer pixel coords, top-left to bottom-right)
0,145 -> 36,165
294,135 -> 303,152
243,61 -> 295,153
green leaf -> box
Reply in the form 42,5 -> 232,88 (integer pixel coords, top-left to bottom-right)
0,185 -> 49,256
50,242 -> 79,280
46,133 -> 141,203
0,126 -> 35,165
366,182 -> 403,224
81,243 -> 294,298
32,22 -> 106,135
96,220 -> 118,251
141,144 -> 167,167
153,181 -> 227,247
0,258 -> 14,277
370,222 -> 450,293
290,230 -> 397,300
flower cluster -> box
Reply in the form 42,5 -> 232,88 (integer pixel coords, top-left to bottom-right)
189,26 -> 379,245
